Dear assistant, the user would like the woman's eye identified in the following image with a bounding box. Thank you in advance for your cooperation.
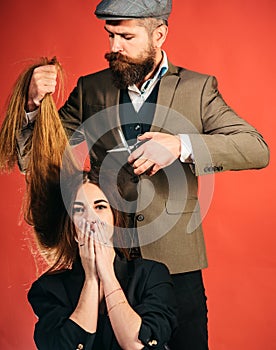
[96,204,107,210]
[73,206,84,214]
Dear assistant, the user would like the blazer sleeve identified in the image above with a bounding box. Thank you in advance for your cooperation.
[58,77,85,145]
[28,279,96,350]
[58,72,111,146]
[133,262,178,349]
[189,75,270,175]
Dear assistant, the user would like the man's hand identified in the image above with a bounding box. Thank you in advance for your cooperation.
[27,65,57,111]
[128,132,181,176]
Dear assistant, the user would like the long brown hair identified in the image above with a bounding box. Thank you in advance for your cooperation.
[0,58,130,272]
[29,167,131,272]
[0,56,77,233]
[0,57,79,270]
[0,57,68,175]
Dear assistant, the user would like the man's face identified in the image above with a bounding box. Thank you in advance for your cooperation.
[104,20,157,88]
[105,19,154,60]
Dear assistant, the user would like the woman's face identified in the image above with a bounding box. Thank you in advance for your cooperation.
[72,183,114,243]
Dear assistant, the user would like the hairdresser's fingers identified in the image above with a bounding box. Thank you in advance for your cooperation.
[32,65,57,83]
[27,65,57,111]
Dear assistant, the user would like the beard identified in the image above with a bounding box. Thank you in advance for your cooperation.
[104,46,156,90]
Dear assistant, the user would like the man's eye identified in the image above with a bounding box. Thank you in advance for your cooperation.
[123,36,134,40]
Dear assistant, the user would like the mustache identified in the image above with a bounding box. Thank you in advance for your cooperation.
[104,52,140,65]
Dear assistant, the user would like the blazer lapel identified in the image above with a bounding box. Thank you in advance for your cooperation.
[114,255,132,292]
[151,62,180,132]
[105,83,122,146]
[86,83,123,157]
[92,62,180,150]
[62,259,85,309]
[95,83,133,154]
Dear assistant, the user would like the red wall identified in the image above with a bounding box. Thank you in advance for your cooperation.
[0,1,275,349]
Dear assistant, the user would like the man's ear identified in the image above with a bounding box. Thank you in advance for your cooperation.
[152,24,168,48]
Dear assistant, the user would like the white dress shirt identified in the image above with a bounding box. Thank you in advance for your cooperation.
[127,51,193,162]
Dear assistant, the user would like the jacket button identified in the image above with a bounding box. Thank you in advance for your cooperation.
[148,339,158,346]
[76,344,84,350]
[136,214,144,222]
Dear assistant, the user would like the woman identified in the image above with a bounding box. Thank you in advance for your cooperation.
[27,169,177,350]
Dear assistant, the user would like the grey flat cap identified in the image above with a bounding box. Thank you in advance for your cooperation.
[95,0,172,21]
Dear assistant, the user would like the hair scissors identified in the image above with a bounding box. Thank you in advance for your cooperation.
[107,129,148,154]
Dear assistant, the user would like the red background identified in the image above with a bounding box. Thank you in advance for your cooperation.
[0,1,275,349]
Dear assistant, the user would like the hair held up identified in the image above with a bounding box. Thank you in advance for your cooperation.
[0,57,79,268]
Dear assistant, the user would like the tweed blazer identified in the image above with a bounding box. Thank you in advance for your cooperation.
[56,62,269,273]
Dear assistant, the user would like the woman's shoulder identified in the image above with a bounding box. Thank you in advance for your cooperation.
[29,268,70,294]
[32,258,83,287]
[28,265,83,309]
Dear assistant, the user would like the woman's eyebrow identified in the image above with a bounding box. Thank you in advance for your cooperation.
[73,199,108,206]
[94,199,108,205]
[73,201,84,206]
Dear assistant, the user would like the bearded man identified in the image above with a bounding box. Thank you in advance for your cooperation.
[18,0,269,349]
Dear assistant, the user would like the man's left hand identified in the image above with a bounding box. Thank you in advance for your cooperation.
[128,132,181,176]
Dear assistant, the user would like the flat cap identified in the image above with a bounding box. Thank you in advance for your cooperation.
[95,0,172,21]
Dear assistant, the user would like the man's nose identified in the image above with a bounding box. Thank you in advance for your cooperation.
[110,36,123,53]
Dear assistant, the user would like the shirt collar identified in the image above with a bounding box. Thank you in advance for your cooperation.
[128,50,168,94]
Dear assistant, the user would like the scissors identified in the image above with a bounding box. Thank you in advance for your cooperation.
[107,129,148,154]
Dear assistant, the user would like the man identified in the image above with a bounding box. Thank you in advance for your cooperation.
[19,0,269,349]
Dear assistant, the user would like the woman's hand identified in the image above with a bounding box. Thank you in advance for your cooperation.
[93,219,116,283]
[70,219,100,333]
[77,219,98,281]
[91,220,143,350]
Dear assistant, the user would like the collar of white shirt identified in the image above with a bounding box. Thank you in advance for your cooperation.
[127,51,169,112]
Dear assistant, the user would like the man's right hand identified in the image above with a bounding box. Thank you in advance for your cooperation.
[26,64,57,112]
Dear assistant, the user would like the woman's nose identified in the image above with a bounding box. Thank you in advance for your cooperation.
[86,209,97,226]
[80,217,96,235]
